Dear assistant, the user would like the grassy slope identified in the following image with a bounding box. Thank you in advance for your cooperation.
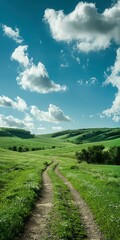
[0,135,65,151]
[0,148,51,240]
[0,128,120,240]
[51,128,120,144]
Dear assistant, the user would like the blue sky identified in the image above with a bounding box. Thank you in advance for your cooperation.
[0,0,120,134]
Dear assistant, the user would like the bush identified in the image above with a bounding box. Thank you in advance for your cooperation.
[75,145,120,165]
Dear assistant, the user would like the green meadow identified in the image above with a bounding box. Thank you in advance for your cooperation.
[0,148,51,240]
[0,128,120,240]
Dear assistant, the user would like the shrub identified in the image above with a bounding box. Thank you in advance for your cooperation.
[75,145,120,165]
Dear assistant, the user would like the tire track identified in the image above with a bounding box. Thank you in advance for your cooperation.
[19,164,53,240]
[55,165,104,240]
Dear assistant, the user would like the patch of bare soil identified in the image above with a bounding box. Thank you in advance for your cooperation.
[55,166,104,240]
[19,165,53,240]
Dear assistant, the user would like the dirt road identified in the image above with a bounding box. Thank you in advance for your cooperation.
[19,164,53,240]
[55,166,104,240]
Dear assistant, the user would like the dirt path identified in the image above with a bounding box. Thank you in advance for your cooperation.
[19,164,53,240]
[55,166,104,240]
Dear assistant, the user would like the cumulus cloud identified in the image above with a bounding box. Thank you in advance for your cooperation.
[2,24,23,43]
[0,113,35,129]
[17,62,67,93]
[11,45,30,67]
[44,1,120,52]
[0,114,26,128]
[0,95,28,111]
[103,92,120,122]
[103,48,120,122]
[11,45,67,93]
[30,104,71,123]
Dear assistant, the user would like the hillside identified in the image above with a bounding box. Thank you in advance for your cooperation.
[0,127,34,138]
[51,128,120,144]
[0,127,120,152]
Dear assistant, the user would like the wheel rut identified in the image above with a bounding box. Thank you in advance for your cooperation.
[55,165,104,240]
[19,164,53,240]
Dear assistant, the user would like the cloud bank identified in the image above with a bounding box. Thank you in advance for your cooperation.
[0,114,29,129]
[103,48,120,122]
[44,1,120,52]
[31,104,70,123]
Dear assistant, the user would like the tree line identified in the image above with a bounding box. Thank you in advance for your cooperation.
[9,145,56,152]
[76,145,120,165]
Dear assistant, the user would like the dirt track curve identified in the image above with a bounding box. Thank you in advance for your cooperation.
[19,164,53,240]
[55,166,104,240]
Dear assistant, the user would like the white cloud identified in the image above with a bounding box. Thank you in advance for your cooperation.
[0,113,35,129]
[0,95,28,111]
[103,92,120,122]
[44,1,120,52]
[24,113,33,123]
[30,104,71,123]
[11,45,30,67]
[23,113,35,129]
[103,48,120,122]
[78,77,98,86]
[17,62,67,93]
[52,126,63,131]
[104,48,120,89]
[0,114,26,128]
[11,45,67,94]
[2,25,23,43]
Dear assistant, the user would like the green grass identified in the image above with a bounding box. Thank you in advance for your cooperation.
[0,135,65,151]
[0,148,51,240]
[58,159,120,240]
[47,163,87,240]
[50,128,120,144]
[38,137,120,160]
[1,129,120,240]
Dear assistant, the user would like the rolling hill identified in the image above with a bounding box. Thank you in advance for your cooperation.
[51,128,120,144]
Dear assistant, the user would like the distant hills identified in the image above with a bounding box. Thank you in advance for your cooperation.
[0,128,34,138]
[51,128,120,144]
[0,127,120,144]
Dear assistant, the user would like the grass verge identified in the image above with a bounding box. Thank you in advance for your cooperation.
[47,163,87,240]
[0,148,51,240]
[59,158,120,240]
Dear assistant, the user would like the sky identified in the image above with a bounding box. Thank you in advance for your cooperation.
[0,0,120,134]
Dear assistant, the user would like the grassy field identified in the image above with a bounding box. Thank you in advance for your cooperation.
[0,135,65,151]
[0,148,51,240]
[39,137,120,159]
[58,158,120,240]
[0,128,120,240]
